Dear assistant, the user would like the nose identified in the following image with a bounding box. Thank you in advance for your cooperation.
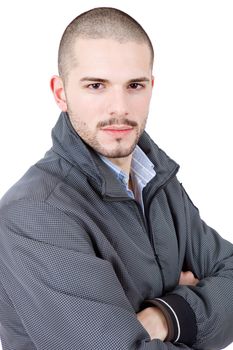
[107,88,129,117]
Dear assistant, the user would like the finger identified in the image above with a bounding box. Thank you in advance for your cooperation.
[179,271,199,286]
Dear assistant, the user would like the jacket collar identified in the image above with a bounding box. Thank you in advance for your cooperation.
[51,112,179,198]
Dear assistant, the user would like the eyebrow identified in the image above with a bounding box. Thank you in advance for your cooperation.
[79,77,150,83]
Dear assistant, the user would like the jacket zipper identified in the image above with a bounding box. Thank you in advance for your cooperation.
[130,197,168,296]
[133,200,149,234]
[103,165,179,292]
[141,166,179,292]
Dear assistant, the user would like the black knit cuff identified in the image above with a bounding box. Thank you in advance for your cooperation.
[141,294,197,346]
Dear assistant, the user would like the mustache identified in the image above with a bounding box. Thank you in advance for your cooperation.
[98,118,138,128]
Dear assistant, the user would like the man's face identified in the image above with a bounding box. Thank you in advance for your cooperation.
[63,38,153,159]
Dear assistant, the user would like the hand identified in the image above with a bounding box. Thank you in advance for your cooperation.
[136,306,168,341]
[179,271,199,286]
[137,271,199,342]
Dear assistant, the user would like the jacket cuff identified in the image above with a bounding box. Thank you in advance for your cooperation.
[141,294,197,345]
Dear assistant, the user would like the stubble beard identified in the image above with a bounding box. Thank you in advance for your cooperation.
[68,109,147,158]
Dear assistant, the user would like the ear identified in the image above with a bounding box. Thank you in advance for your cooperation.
[50,75,67,111]
[151,75,155,88]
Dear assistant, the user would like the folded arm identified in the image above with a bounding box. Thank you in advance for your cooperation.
[140,184,233,349]
[0,199,193,350]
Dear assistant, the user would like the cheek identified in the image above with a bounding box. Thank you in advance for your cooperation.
[78,93,105,113]
[69,95,102,123]
[129,94,151,114]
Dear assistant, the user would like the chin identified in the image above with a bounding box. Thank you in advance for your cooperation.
[97,144,137,159]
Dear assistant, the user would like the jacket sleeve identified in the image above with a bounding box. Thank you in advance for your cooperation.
[145,183,233,350]
[0,199,193,350]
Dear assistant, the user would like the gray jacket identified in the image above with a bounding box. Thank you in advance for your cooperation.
[0,112,233,349]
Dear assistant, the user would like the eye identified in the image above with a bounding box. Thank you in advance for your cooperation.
[87,83,104,90]
[128,83,144,90]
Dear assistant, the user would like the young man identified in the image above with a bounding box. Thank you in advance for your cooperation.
[0,7,232,350]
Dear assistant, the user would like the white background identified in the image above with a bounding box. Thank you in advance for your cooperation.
[0,1,233,349]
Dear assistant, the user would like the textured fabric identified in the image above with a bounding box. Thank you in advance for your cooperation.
[142,295,197,345]
[0,112,233,349]
[99,145,156,208]
[99,153,134,198]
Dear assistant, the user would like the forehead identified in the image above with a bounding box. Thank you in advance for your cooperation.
[71,38,152,78]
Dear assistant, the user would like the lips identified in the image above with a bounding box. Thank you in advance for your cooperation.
[101,125,133,131]
[102,126,133,137]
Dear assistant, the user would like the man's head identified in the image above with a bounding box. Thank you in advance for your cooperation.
[51,7,154,167]
[58,7,154,82]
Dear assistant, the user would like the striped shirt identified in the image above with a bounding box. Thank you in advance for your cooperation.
[99,145,156,213]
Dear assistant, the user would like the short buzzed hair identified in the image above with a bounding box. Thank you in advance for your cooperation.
[58,7,154,81]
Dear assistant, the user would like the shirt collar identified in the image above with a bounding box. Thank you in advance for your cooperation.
[131,145,156,186]
[99,145,156,189]
[98,154,129,186]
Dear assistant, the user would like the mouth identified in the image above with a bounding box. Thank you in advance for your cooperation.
[100,125,133,135]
